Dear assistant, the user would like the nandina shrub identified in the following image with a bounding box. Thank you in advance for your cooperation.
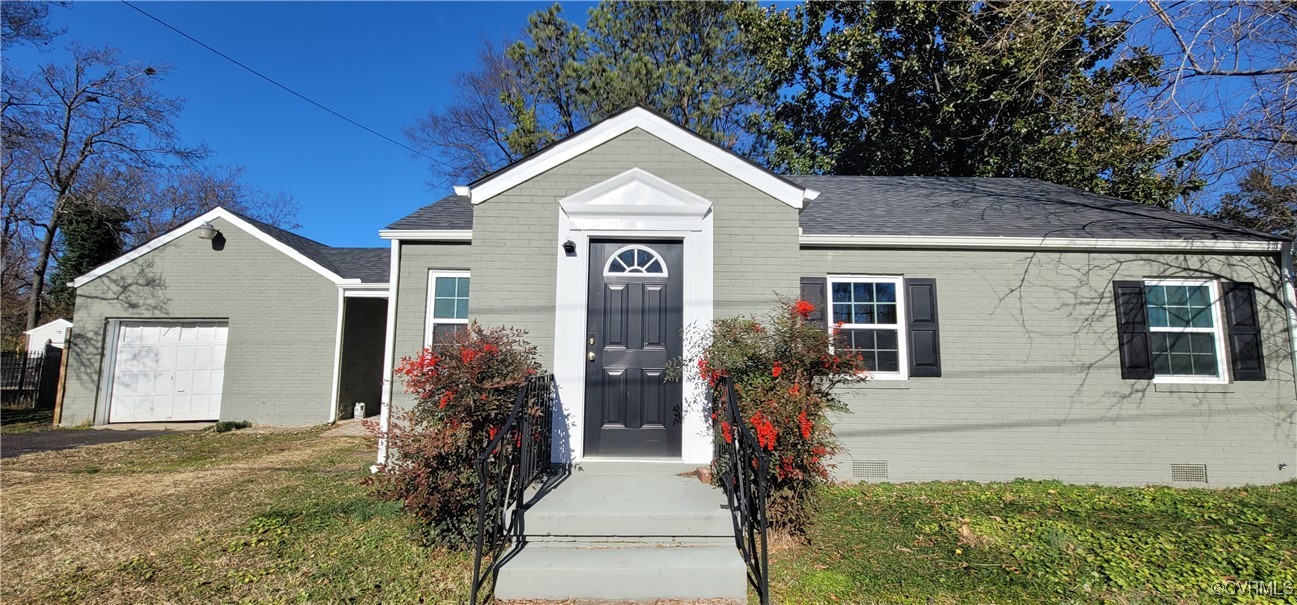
[698,298,866,535]
[366,323,539,547]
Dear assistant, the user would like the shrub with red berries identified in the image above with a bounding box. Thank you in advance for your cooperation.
[366,323,538,547]
[697,298,866,535]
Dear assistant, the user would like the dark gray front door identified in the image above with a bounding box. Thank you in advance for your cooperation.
[584,241,684,458]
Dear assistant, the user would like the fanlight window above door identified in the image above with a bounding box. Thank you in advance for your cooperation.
[604,245,668,276]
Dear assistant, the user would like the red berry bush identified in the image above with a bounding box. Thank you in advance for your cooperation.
[366,323,539,547]
[698,299,866,535]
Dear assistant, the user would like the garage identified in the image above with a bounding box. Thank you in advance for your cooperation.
[107,321,228,423]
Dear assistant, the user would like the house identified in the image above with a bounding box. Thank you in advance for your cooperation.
[61,107,1296,488]
[59,209,388,425]
[24,318,71,350]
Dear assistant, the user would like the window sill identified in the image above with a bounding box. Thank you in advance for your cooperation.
[1153,382,1235,394]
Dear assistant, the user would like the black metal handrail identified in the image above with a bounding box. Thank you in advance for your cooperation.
[716,376,771,605]
[468,373,554,604]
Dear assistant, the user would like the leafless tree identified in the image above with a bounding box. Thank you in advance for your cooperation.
[2,45,204,330]
[1,1,65,48]
[1138,1,1296,213]
[404,40,523,189]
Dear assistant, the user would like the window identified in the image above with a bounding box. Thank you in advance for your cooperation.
[425,271,470,346]
[1143,279,1227,381]
[828,275,907,379]
[604,245,667,275]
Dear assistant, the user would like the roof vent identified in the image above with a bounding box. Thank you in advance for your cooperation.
[853,460,888,480]
[1170,464,1208,483]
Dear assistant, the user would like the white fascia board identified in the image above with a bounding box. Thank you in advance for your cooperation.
[464,107,814,208]
[798,234,1286,253]
[70,207,349,288]
[378,229,472,241]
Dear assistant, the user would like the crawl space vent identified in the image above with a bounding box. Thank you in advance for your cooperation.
[852,460,888,479]
[1170,464,1208,483]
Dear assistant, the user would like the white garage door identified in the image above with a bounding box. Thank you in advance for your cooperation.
[108,321,228,423]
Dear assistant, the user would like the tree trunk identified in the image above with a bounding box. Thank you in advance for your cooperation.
[25,217,59,330]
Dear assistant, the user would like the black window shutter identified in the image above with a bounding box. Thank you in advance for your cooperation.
[1223,281,1266,381]
[799,277,827,329]
[1112,281,1154,380]
[905,278,942,377]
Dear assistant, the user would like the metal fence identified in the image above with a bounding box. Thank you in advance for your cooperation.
[1,348,62,409]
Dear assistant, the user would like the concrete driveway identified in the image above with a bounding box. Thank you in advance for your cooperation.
[1,424,211,459]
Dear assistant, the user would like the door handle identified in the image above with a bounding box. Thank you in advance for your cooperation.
[587,351,596,362]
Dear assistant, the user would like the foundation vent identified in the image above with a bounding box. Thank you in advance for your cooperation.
[1170,464,1208,483]
[852,460,888,479]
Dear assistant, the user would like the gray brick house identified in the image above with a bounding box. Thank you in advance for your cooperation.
[64,107,1295,489]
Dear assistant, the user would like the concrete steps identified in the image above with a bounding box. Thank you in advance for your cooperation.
[493,461,746,602]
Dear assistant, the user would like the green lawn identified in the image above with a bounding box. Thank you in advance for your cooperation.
[3,429,1293,604]
[771,480,1297,604]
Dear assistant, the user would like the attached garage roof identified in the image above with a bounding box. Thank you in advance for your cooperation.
[72,208,390,288]
[385,176,1282,246]
[235,212,390,283]
[318,248,391,284]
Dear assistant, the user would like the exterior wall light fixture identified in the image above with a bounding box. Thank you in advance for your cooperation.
[195,222,220,240]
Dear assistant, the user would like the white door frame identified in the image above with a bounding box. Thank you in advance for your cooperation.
[552,168,714,465]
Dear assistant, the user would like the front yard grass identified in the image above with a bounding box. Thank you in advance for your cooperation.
[772,480,1297,604]
[4,429,1294,604]
[1,427,472,604]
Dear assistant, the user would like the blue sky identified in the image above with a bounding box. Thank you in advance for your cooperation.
[6,1,594,247]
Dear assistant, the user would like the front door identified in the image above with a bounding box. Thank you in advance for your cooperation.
[584,241,684,457]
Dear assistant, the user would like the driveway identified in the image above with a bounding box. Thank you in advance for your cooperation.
[1,427,202,459]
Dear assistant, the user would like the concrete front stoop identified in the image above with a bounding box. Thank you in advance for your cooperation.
[492,461,747,603]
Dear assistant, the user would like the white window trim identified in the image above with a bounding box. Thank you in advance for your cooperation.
[827,274,909,381]
[424,270,471,348]
[1144,278,1230,385]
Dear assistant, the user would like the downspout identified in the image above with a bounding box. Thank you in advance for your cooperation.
[1282,242,1297,404]
[375,238,401,470]
[327,288,346,424]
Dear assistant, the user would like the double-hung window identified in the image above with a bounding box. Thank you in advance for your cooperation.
[827,275,907,379]
[425,270,470,346]
[1143,279,1228,381]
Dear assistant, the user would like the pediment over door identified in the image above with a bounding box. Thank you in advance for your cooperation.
[559,168,712,231]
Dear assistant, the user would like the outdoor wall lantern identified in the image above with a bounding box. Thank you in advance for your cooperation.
[562,239,577,255]
[195,222,220,240]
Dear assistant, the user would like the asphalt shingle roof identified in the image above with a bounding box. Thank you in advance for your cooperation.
[383,177,1283,244]
[386,194,472,230]
[793,176,1283,242]
[319,248,391,283]
[232,211,389,283]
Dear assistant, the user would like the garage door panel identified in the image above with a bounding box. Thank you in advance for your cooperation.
[108,321,228,423]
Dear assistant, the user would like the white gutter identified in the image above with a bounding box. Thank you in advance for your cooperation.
[798,234,1285,252]
[378,229,471,241]
[340,283,390,298]
[375,238,401,470]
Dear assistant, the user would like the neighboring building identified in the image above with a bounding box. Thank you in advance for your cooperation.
[64,107,1296,488]
[24,318,71,350]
